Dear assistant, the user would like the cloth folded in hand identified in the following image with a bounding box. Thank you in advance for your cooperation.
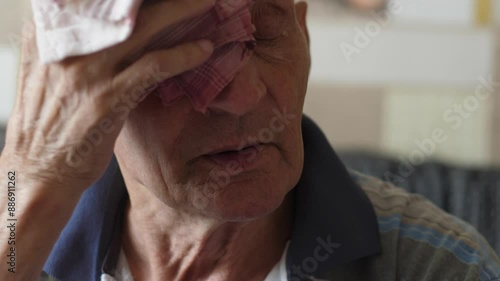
[31,0,256,112]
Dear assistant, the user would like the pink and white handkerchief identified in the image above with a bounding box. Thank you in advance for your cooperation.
[31,0,256,112]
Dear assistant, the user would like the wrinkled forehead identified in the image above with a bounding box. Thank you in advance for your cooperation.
[254,0,296,10]
[254,0,295,10]
[252,0,297,22]
[259,0,295,6]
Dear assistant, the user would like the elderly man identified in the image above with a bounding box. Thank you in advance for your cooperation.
[0,0,499,281]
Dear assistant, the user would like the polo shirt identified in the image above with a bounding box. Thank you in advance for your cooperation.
[40,115,500,281]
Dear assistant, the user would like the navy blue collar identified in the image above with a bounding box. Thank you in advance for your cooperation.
[43,115,381,281]
[286,116,381,280]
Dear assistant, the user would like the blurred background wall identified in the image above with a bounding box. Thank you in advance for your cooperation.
[303,0,500,168]
[0,0,498,168]
[0,1,30,125]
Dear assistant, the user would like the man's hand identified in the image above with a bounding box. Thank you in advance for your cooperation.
[3,0,214,194]
[0,0,215,279]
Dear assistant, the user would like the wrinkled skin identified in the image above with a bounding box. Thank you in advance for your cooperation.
[115,0,311,221]
[0,0,311,280]
[116,1,312,279]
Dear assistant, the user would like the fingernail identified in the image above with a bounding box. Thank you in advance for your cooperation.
[198,40,214,53]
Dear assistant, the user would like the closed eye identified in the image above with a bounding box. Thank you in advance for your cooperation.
[255,36,280,46]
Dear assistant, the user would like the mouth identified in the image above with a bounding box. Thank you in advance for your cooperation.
[205,143,262,156]
[202,143,268,170]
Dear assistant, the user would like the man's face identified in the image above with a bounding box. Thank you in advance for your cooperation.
[115,0,310,220]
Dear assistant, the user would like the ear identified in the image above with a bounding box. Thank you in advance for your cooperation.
[295,1,309,46]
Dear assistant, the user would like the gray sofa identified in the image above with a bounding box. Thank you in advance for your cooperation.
[340,151,500,255]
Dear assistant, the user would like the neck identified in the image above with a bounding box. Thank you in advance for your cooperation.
[121,185,294,281]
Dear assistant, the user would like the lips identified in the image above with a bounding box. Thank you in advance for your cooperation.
[203,143,267,170]
[205,143,261,156]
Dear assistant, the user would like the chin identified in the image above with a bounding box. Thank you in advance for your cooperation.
[192,170,296,222]
[186,141,304,221]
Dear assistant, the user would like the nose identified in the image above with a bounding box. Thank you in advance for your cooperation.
[206,61,266,116]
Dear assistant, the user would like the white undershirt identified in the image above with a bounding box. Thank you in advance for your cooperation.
[101,242,289,281]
